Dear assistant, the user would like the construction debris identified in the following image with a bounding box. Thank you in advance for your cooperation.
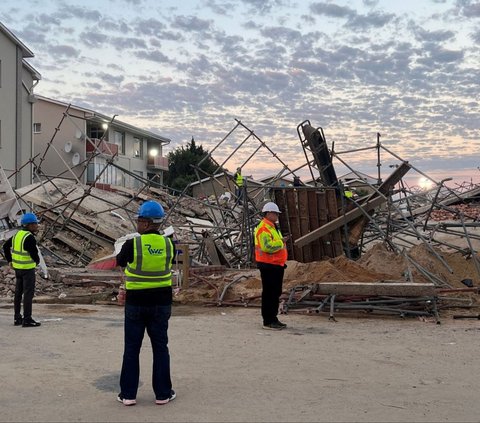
[1,117,479,321]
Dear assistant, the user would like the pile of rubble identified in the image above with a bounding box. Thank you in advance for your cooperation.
[1,119,480,321]
[429,204,480,221]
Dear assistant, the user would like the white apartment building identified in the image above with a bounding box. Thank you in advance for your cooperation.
[33,96,170,189]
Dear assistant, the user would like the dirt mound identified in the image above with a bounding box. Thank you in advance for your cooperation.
[408,244,480,288]
[359,242,480,289]
[358,243,406,279]
[282,256,395,289]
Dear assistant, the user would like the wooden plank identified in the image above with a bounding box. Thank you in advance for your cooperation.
[344,162,412,245]
[308,190,323,261]
[298,189,312,262]
[274,190,292,259]
[316,191,328,258]
[204,236,221,265]
[294,195,385,248]
[175,243,190,288]
[313,282,436,297]
[286,190,303,261]
[325,189,342,257]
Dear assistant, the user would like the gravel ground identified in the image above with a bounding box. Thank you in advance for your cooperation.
[1,303,479,422]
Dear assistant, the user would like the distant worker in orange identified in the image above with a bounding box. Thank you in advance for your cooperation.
[254,202,289,330]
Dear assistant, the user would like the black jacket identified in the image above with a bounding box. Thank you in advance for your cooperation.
[3,231,40,265]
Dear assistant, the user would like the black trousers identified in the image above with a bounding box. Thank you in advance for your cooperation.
[258,263,285,325]
[14,268,36,319]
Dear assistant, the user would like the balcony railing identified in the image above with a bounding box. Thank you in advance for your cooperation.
[147,156,169,171]
[86,138,119,156]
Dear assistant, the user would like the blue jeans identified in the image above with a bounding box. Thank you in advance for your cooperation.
[120,304,172,400]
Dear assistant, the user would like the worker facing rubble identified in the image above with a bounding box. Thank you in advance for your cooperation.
[116,200,176,406]
[2,212,42,327]
[254,202,289,330]
[233,167,244,199]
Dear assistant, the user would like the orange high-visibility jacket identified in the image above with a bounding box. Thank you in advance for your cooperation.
[254,218,287,266]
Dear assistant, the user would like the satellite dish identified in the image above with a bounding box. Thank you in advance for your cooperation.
[75,129,83,139]
[64,141,73,153]
[72,152,81,166]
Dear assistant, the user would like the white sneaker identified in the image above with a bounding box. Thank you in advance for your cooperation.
[155,390,176,405]
[117,393,136,406]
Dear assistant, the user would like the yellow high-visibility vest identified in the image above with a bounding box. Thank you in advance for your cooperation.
[124,234,174,290]
[235,172,244,187]
[11,230,36,270]
[254,218,287,266]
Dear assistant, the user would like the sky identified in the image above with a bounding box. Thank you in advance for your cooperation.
[1,0,479,187]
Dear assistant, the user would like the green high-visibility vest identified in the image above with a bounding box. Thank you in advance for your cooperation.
[235,172,244,187]
[124,234,174,290]
[11,230,36,270]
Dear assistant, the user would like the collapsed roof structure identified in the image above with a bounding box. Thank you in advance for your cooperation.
[1,108,479,319]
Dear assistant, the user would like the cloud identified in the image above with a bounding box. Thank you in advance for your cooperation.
[133,18,166,35]
[135,50,170,63]
[109,36,147,49]
[240,0,290,14]
[56,5,103,22]
[309,2,356,18]
[49,45,80,58]
[345,11,396,29]
[79,30,109,48]
[458,0,480,17]
[171,15,212,32]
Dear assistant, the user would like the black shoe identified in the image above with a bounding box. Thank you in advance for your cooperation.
[14,316,23,326]
[22,318,41,327]
[276,320,287,328]
[262,322,285,331]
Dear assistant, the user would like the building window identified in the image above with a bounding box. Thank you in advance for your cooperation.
[33,123,42,133]
[113,131,125,155]
[133,137,143,158]
[87,122,106,140]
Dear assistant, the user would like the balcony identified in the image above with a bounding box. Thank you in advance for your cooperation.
[86,138,119,157]
[147,155,169,171]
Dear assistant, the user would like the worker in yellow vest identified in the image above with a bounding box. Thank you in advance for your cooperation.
[233,167,244,199]
[116,200,176,406]
[3,212,41,327]
[254,202,289,330]
[343,184,354,199]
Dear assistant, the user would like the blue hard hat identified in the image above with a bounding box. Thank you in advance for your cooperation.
[21,212,39,225]
[137,201,165,220]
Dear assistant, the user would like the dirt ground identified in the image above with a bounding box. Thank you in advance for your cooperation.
[1,302,479,423]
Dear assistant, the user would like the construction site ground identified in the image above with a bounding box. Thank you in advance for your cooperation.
[1,303,479,423]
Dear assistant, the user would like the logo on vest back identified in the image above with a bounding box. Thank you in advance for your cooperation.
[145,244,163,255]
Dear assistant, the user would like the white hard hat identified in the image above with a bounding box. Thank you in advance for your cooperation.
[262,202,281,213]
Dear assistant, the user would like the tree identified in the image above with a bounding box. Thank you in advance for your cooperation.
[165,137,218,193]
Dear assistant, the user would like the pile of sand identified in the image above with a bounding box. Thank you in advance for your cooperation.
[174,243,480,305]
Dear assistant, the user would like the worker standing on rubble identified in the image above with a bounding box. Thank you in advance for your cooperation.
[116,200,176,407]
[254,202,289,330]
[233,167,244,199]
[2,212,41,327]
